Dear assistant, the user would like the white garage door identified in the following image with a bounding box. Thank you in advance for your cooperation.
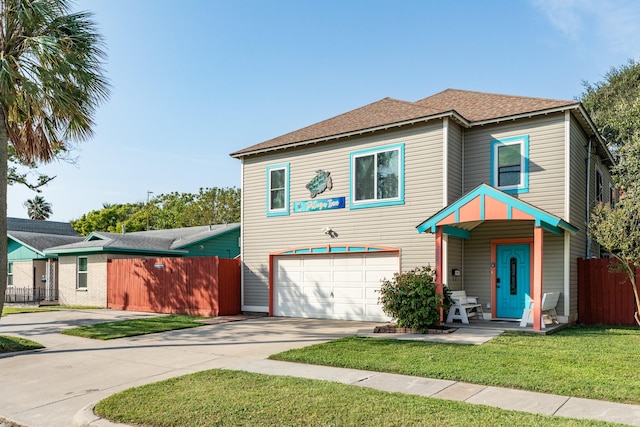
[273,252,398,322]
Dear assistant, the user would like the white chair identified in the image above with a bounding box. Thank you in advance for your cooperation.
[520,292,560,329]
[446,290,484,324]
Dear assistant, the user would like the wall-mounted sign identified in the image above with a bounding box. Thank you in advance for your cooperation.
[294,196,345,213]
[306,169,332,198]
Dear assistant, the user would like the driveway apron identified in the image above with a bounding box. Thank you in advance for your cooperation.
[0,310,373,427]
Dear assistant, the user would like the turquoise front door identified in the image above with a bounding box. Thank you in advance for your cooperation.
[496,244,530,318]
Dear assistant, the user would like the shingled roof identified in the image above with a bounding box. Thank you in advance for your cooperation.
[8,217,78,236]
[230,89,580,158]
[416,89,577,123]
[44,223,240,255]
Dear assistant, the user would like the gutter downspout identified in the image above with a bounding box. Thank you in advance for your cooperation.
[585,138,592,258]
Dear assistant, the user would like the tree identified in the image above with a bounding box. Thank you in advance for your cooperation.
[580,59,640,152]
[590,136,640,326]
[69,187,241,235]
[582,61,640,326]
[23,195,52,220]
[0,0,110,318]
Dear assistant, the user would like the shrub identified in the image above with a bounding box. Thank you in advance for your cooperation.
[377,267,452,331]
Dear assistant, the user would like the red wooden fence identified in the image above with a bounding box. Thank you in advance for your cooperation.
[577,258,638,325]
[107,256,241,316]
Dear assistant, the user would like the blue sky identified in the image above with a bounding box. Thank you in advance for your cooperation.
[7,0,640,221]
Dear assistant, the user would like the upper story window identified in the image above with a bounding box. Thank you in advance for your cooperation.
[7,262,13,287]
[609,184,616,207]
[266,163,290,216]
[350,143,404,209]
[491,135,529,194]
[595,168,603,203]
[77,256,88,290]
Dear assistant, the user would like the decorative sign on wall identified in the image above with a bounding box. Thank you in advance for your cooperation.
[294,197,346,213]
[306,169,332,198]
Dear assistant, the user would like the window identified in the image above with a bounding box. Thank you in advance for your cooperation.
[350,144,404,209]
[595,169,603,203]
[77,257,88,290]
[266,163,290,216]
[609,184,616,207]
[491,136,529,193]
[7,262,13,287]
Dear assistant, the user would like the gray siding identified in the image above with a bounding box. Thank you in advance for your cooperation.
[447,120,464,203]
[241,122,445,309]
[464,114,567,217]
[446,236,463,291]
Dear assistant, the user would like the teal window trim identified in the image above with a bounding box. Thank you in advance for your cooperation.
[266,163,290,217]
[490,135,529,194]
[7,262,13,287]
[350,143,405,209]
[77,256,88,290]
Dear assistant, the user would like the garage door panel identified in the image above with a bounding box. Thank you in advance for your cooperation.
[334,303,364,319]
[333,270,364,282]
[332,256,364,267]
[276,286,302,302]
[303,257,332,267]
[333,287,363,300]
[365,304,388,321]
[305,286,331,299]
[366,253,398,267]
[304,271,332,283]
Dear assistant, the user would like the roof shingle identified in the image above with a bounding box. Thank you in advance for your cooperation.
[230,89,578,158]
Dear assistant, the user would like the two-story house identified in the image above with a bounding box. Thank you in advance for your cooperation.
[230,89,614,331]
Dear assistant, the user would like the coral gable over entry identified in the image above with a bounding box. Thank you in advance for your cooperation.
[416,184,578,331]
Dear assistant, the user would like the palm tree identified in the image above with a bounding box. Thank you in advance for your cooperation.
[0,0,110,317]
[23,195,52,220]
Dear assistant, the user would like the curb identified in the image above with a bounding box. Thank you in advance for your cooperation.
[72,404,130,427]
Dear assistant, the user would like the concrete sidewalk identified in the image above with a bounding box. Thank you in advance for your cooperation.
[74,357,640,427]
[0,310,638,427]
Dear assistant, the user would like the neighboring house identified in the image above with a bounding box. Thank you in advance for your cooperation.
[44,223,241,307]
[7,217,83,302]
[230,89,614,331]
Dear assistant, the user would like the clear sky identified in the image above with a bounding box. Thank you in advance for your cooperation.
[7,0,640,221]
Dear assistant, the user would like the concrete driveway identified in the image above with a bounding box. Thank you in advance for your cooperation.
[0,309,376,427]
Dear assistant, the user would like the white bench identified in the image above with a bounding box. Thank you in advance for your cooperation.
[519,292,560,329]
[446,290,484,324]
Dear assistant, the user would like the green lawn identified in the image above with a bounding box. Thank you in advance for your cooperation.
[61,314,205,340]
[270,325,640,404]
[95,369,616,427]
[0,335,44,353]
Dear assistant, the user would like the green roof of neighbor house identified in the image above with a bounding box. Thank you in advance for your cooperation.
[44,223,240,256]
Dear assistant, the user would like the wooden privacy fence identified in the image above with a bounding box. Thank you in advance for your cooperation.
[107,257,241,316]
[577,258,638,325]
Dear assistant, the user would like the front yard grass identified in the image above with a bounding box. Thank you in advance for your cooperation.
[95,369,615,427]
[61,314,205,340]
[0,335,44,354]
[270,325,640,404]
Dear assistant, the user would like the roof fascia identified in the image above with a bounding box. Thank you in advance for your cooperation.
[7,234,45,256]
[230,111,469,158]
[44,247,189,256]
[172,225,240,249]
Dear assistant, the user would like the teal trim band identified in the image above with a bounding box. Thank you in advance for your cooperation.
[442,225,470,240]
[311,247,328,253]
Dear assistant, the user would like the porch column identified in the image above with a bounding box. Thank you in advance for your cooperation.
[533,226,544,331]
[435,227,444,324]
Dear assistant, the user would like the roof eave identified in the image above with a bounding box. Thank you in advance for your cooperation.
[230,111,469,158]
